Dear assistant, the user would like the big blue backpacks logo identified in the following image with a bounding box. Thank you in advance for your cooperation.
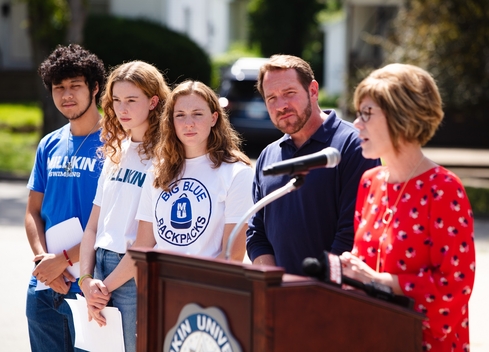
[171,194,192,228]
[156,178,212,246]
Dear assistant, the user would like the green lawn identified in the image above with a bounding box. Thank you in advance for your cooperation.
[0,103,42,176]
[0,103,42,129]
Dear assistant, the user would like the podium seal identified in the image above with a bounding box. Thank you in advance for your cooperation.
[163,303,242,352]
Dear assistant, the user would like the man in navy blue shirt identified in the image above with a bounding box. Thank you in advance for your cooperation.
[246,55,380,275]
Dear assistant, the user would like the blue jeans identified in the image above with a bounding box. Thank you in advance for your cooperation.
[95,247,137,352]
[26,284,86,352]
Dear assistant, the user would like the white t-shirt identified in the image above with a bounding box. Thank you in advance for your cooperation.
[136,154,253,258]
[93,139,152,253]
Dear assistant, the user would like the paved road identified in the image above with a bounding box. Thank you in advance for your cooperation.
[1,150,488,351]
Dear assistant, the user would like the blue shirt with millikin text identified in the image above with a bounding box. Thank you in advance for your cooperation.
[27,123,103,291]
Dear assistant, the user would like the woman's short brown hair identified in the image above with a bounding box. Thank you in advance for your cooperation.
[353,63,444,152]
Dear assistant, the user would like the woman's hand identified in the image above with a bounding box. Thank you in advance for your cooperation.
[339,252,403,295]
[87,304,107,327]
[80,277,111,325]
[339,251,378,284]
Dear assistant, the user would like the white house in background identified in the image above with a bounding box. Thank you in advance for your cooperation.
[322,15,347,96]
[0,0,249,69]
[321,0,402,96]
[0,2,31,69]
[108,0,249,56]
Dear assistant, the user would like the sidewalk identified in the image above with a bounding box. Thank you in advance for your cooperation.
[423,147,489,189]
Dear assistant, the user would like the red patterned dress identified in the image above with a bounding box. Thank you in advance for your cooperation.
[353,166,475,351]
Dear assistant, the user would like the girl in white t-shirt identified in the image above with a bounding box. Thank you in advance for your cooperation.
[137,80,254,260]
[112,80,254,287]
[78,61,170,352]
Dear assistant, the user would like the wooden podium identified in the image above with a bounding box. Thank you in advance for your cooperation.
[129,248,424,352]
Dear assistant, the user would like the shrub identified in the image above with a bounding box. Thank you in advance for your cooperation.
[466,186,489,219]
[83,14,212,86]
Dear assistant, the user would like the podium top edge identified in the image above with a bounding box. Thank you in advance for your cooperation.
[128,247,285,282]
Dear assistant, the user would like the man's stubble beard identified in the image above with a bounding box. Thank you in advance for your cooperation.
[273,95,312,135]
[63,92,94,121]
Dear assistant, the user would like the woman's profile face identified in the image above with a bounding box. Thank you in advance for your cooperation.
[353,95,393,160]
[173,93,218,159]
[112,80,154,142]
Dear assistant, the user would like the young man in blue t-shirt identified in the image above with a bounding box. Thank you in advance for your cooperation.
[25,44,105,352]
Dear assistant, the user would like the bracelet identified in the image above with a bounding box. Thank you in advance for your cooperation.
[63,249,73,266]
[78,274,93,287]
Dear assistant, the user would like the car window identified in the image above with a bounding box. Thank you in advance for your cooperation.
[226,81,262,101]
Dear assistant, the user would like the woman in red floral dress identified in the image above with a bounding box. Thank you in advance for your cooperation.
[339,64,475,351]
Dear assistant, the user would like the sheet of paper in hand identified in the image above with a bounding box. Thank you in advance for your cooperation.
[66,294,125,352]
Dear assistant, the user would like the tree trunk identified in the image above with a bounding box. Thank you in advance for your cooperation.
[26,0,88,137]
[26,1,67,137]
[66,0,87,44]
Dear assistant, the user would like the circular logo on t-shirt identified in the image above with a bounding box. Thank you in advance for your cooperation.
[155,178,211,246]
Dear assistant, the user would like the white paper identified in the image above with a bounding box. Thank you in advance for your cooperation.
[66,294,125,352]
[35,217,83,290]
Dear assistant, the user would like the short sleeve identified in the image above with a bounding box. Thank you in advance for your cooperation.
[224,165,254,223]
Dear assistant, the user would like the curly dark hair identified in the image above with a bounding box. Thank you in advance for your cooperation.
[38,44,106,103]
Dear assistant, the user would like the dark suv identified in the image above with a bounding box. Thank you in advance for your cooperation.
[218,58,283,151]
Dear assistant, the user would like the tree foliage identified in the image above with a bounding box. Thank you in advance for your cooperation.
[248,0,324,57]
[385,0,489,110]
[83,15,212,86]
[24,0,88,136]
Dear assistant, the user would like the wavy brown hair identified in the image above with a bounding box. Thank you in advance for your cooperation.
[100,61,170,164]
[153,80,251,191]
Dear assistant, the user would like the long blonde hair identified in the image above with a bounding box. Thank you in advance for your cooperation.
[153,80,250,191]
[100,61,170,164]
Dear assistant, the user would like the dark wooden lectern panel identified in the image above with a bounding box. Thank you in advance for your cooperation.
[270,284,422,351]
[129,248,423,352]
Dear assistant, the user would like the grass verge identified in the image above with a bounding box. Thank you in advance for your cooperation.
[0,103,41,177]
[0,130,38,176]
[466,187,489,219]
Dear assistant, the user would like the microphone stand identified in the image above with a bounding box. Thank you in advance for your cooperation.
[224,175,305,260]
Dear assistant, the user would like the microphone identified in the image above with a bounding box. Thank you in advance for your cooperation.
[302,251,414,309]
[263,147,341,176]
